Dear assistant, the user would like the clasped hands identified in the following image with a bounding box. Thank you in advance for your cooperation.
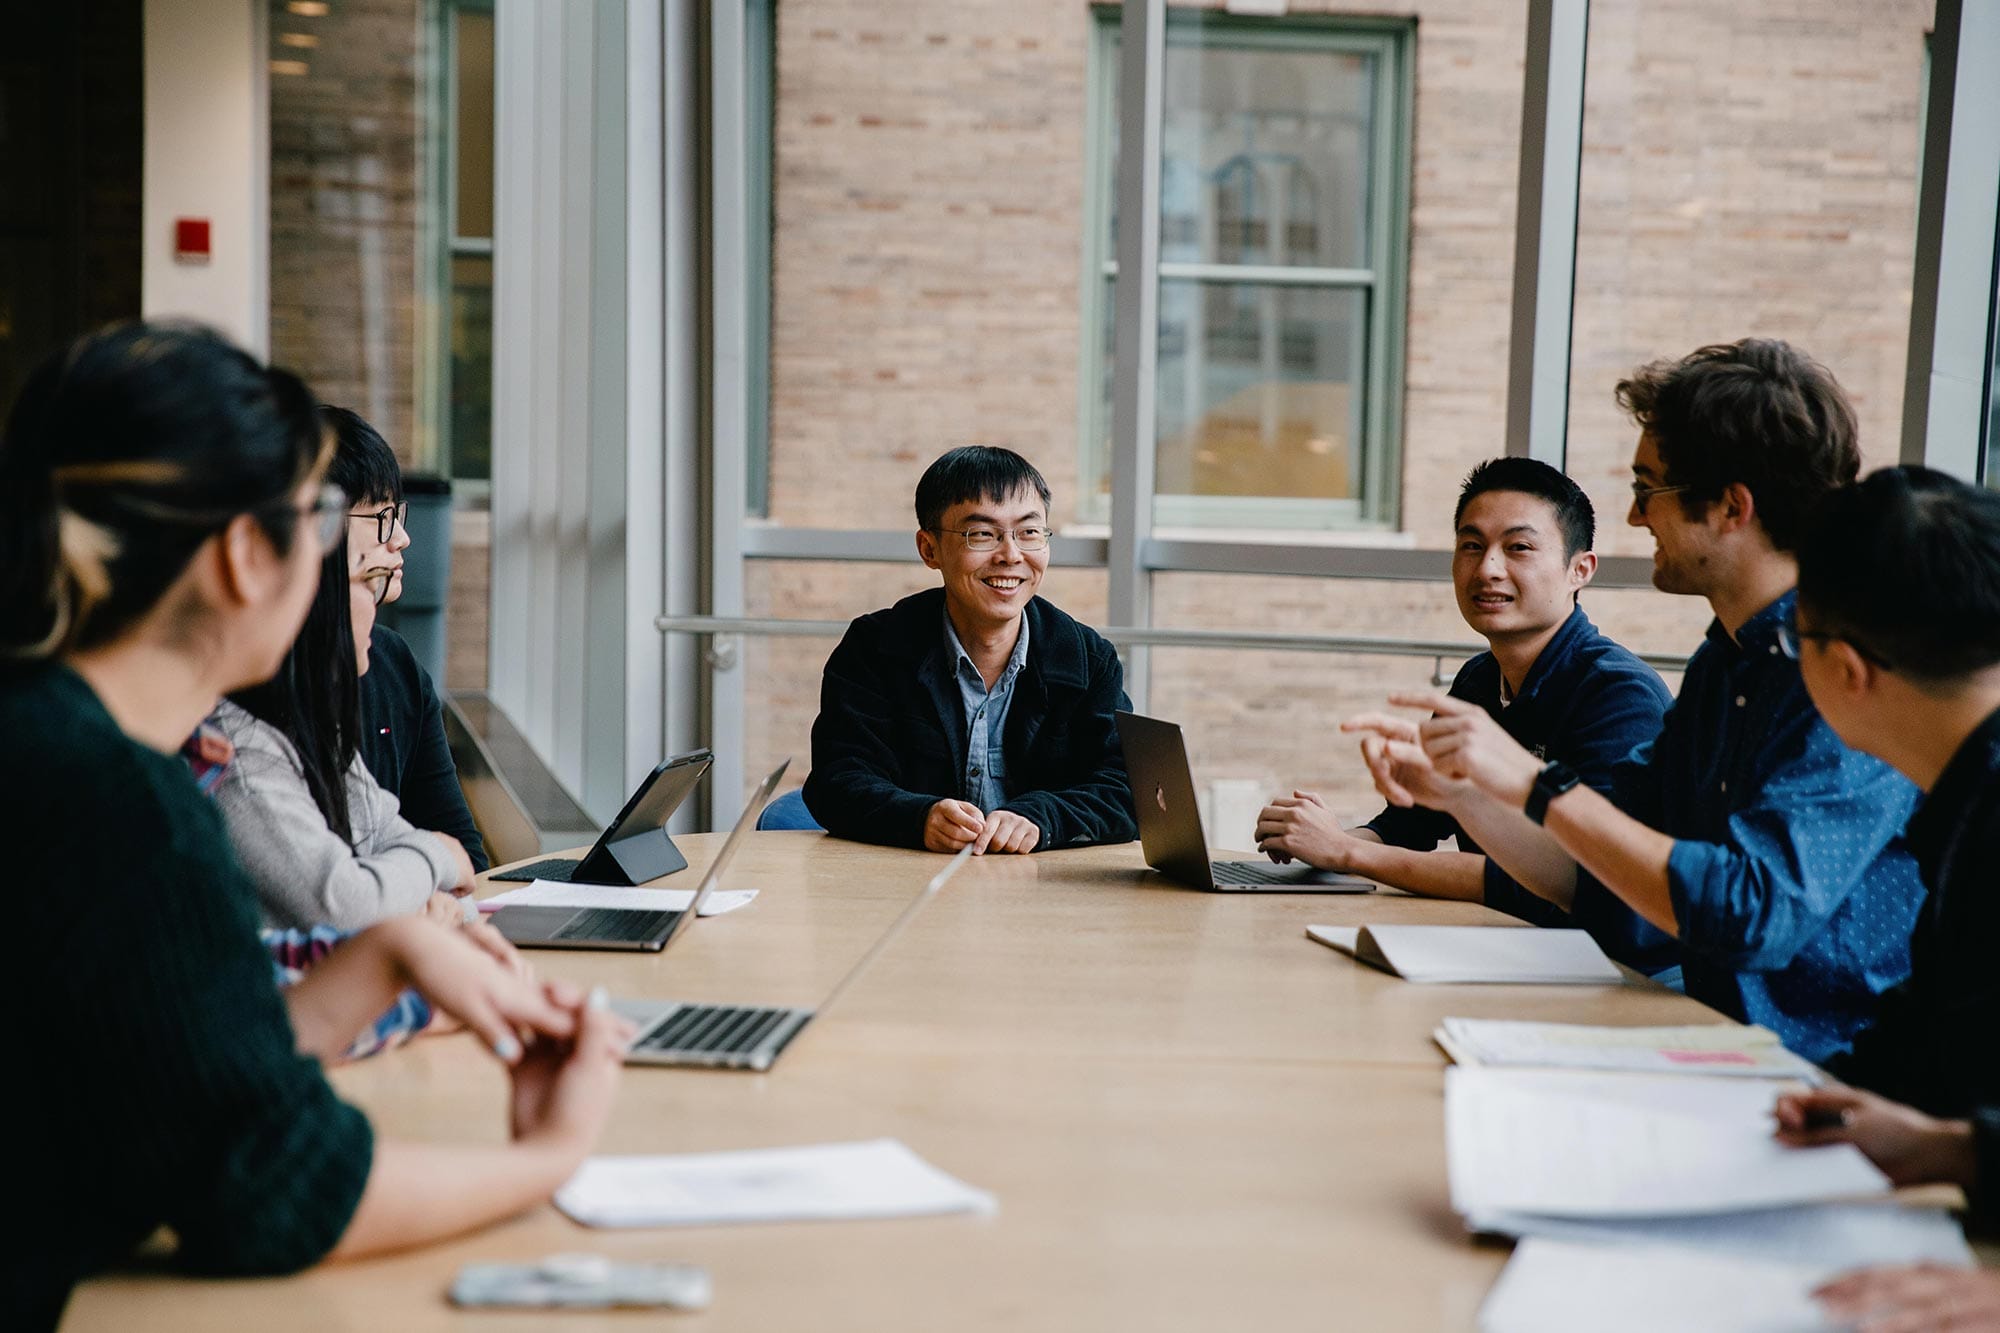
[926,799,1040,855]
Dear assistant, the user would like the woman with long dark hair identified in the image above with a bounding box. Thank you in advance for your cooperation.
[0,322,629,1328]
[211,508,477,930]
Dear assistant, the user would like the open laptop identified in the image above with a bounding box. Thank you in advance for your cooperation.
[490,748,713,883]
[613,844,974,1071]
[1116,711,1375,894]
[488,759,788,952]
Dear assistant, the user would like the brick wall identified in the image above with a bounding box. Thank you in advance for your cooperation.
[752,0,1931,834]
[266,0,425,466]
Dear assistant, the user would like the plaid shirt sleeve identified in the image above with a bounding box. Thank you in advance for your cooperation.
[260,925,434,1061]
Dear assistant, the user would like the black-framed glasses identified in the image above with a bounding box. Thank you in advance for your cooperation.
[935,524,1051,553]
[1777,607,1894,669]
[349,500,409,545]
[1630,479,1692,515]
[352,566,395,607]
[303,483,349,548]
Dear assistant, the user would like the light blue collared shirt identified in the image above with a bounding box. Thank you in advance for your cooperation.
[944,611,1030,813]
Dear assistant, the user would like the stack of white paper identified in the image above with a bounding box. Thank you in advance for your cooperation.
[555,1138,997,1228]
[1306,924,1624,984]
[1445,1068,1886,1224]
[1478,1202,1972,1272]
[1436,1017,1821,1080]
[479,881,758,917]
[1479,1238,1835,1333]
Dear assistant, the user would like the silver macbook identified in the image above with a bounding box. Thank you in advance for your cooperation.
[489,759,789,952]
[1116,711,1375,894]
[614,844,974,1071]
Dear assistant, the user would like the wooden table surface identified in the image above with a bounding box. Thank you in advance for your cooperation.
[65,833,1733,1331]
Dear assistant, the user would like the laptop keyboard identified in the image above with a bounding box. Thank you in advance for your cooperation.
[553,908,681,943]
[635,1004,798,1055]
[1210,859,1304,886]
[488,856,582,883]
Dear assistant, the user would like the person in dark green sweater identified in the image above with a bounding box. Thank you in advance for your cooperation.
[0,322,632,1329]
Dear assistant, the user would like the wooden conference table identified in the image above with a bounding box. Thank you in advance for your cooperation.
[68,832,1735,1331]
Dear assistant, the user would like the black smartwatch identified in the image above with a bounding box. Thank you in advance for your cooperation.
[1524,759,1581,826]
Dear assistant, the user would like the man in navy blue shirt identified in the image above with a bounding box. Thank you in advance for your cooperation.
[1254,459,1674,965]
[1357,340,1924,1062]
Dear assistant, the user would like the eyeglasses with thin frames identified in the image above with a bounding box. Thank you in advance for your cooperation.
[934,524,1051,553]
[349,500,409,545]
[1630,479,1692,516]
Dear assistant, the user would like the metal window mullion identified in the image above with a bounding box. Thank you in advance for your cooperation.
[1901,0,2000,479]
[706,0,753,823]
[1503,0,1588,468]
[1107,0,1164,710]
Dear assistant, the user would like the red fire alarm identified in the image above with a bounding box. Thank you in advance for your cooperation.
[174,218,212,264]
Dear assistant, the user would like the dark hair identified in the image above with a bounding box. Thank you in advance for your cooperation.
[229,530,360,841]
[1454,457,1596,559]
[0,321,323,658]
[321,405,404,507]
[914,446,1053,532]
[1614,338,1859,553]
[1797,465,2000,684]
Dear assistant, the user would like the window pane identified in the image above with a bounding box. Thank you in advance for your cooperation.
[1565,0,1932,554]
[1159,34,1374,271]
[1155,280,1365,504]
[449,253,492,481]
[1084,12,1429,532]
[453,9,494,241]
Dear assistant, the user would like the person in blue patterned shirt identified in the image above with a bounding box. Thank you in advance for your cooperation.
[1351,339,1924,1063]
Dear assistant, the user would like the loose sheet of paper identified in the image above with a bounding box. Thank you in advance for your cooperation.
[1471,1202,1972,1273]
[1446,1068,1886,1219]
[480,881,758,917]
[1479,1238,1834,1333]
[555,1138,997,1229]
[1437,1017,1821,1080]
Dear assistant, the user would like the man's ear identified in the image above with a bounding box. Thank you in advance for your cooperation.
[1570,550,1598,593]
[1827,639,1878,699]
[1714,481,1758,535]
[915,528,941,571]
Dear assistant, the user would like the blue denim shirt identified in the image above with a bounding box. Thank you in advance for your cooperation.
[1585,591,1925,1063]
[1362,605,1677,969]
[944,611,1030,812]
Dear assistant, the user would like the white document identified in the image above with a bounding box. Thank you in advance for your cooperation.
[1447,1068,1887,1220]
[1437,1017,1821,1080]
[555,1138,997,1229]
[480,881,758,917]
[1473,1202,1972,1273]
[1307,924,1624,984]
[1479,1238,1834,1333]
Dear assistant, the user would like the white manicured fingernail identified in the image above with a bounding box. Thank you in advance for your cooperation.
[493,1034,522,1061]
[587,985,610,1011]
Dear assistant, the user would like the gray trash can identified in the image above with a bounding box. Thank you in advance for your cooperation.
[377,472,453,685]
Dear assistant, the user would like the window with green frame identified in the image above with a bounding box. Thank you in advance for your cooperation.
[1080,9,1412,531]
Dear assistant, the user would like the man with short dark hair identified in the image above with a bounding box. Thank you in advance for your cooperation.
[1356,340,1924,1062]
[803,446,1137,854]
[1255,458,1673,957]
[323,405,488,871]
[1783,466,2000,1114]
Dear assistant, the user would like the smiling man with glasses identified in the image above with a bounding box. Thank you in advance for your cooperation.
[1352,340,1923,1064]
[802,446,1137,855]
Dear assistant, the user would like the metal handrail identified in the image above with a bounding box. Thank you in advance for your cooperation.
[655,614,1690,674]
